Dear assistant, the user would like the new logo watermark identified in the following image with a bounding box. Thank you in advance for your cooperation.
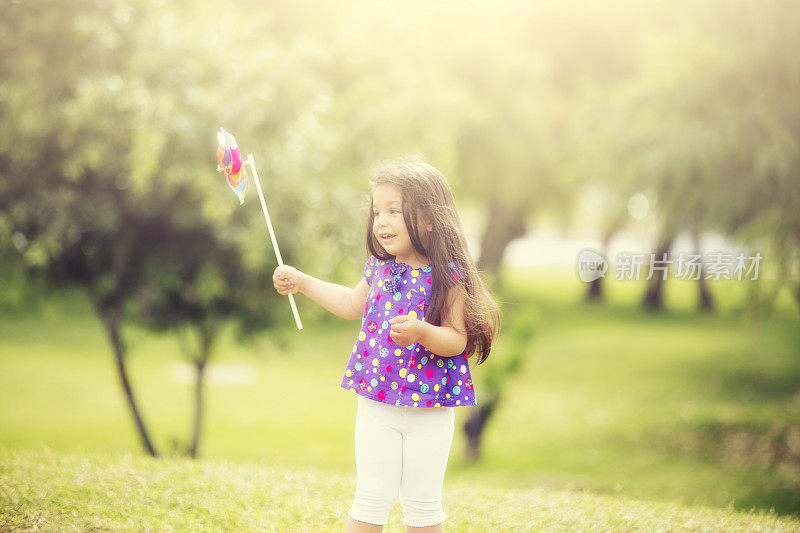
[576,249,763,282]
[576,248,609,282]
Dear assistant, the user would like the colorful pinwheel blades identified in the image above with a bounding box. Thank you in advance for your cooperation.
[216,127,249,205]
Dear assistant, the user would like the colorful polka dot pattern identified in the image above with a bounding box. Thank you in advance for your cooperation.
[339,256,476,408]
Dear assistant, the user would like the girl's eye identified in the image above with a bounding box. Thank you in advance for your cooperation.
[390,209,400,214]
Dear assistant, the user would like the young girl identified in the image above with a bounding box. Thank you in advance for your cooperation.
[273,157,499,532]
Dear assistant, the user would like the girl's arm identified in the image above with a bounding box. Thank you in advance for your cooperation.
[389,285,468,356]
[273,265,369,320]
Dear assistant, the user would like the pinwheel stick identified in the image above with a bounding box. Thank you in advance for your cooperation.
[247,154,303,331]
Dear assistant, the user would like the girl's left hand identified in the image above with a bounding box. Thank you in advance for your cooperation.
[388,315,424,347]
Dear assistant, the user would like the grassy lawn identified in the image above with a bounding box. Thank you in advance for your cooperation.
[1,267,798,520]
[1,448,798,532]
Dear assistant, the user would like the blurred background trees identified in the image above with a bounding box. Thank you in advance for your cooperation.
[0,0,797,493]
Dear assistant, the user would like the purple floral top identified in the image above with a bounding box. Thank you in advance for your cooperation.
[340,256,477,408]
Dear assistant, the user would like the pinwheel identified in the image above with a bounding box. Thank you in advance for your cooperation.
[216,127,303,330]
[216,128,249,204]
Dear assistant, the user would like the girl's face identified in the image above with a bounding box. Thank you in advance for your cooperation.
[372,183,425,265]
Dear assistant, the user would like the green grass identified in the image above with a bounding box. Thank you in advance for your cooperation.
[2,448,798,532]
[1,267,798,522]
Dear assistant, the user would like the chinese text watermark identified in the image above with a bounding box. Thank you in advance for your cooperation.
[576,249,762,282]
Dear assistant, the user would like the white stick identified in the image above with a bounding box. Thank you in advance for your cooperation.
[247,154,303,331]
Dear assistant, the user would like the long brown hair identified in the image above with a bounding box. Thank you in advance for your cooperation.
[365,156,500,364]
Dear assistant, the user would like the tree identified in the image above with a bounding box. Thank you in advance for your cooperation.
[135,213,275,458]
[464,306,537,460]
[0,0,337,456]
[0,0,167,456]
[594,0,800,313]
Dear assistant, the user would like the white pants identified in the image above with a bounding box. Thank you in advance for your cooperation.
[348,395,456,527]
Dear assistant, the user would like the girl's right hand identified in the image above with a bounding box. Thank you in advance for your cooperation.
[273,265,305,295]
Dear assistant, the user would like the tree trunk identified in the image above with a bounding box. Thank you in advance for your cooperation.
[691,229,714,312]
[464,396,499,461]
[100,307,158,457]
[188,324,216,459]
[697,269,713,312]
[643,261,666,311]
[477,198,527,276]
[585,210,627,303]
[586,277,603,301]
[189,360,206,459]
[92,225,158,456]
[642,231,675,312]
[793,282,800,324]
